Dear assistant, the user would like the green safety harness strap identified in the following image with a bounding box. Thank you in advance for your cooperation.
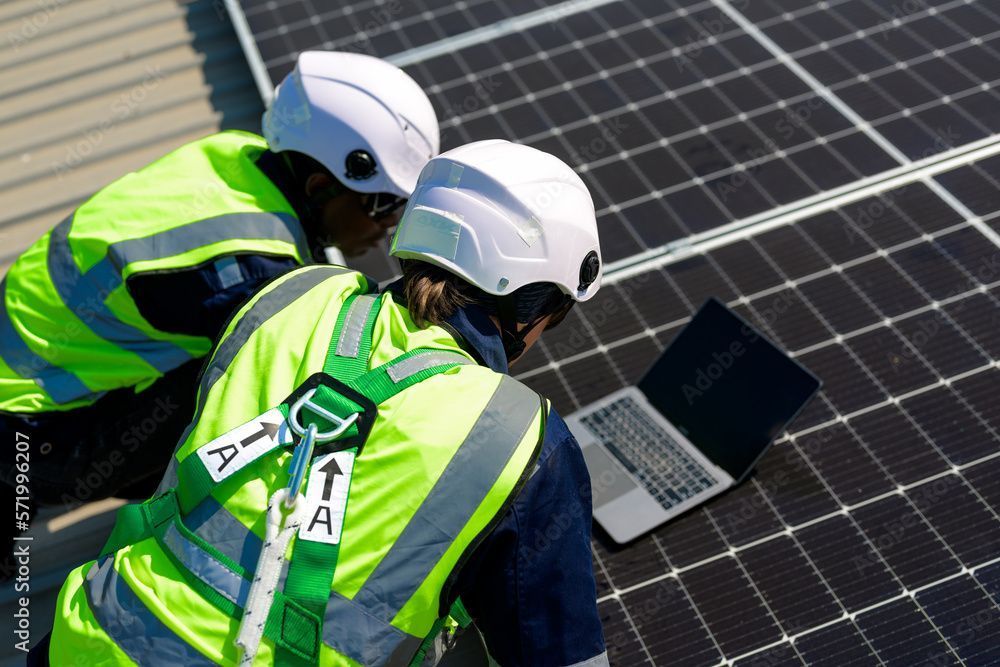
[408,597,475,666]
[99,287,476,665]
[280,293,480,665]
[101,487,322,662]
[172,402,292,515]
[276,292,381,665]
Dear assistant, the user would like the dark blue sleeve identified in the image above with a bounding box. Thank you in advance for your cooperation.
[453,409,606,666]
[127,254,299,340]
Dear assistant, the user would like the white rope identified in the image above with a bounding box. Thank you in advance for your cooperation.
[235,488,307,665]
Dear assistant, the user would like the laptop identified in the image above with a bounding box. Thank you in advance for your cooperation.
[566,298,821,544]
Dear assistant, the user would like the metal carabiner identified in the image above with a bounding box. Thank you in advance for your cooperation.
[287,387,359,444]
[284,422,317,508]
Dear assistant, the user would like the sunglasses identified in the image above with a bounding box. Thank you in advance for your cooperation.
[361,192,407,221]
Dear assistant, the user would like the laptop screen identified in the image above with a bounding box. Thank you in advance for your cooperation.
[637,298,821,481]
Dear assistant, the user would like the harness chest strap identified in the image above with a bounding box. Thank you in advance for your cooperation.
[99,290,475,664]
[276,293,481,665]
[276,292,382,666]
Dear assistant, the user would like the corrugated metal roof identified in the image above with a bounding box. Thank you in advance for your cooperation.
[0,1,263,657]
[0,0,264,272]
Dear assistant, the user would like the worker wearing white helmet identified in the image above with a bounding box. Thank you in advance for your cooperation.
[386,140,608,665]
[388,141,608,667]
[264,50,440,257]
[42,140,607,665]
[391,138,603,360]
[0,51,439,576]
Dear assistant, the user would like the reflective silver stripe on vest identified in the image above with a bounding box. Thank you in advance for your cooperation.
[0,278,100,405]
[47,216,193,375]
[160,266,351,493]
[103,210,309,271]
[162,524,250,606]
[386,352,472,383]
[85,557,215,665]
[335,294,377,359]
[348,375,540,621]
[324,593,422,667]
[47,211,307,379]
[165,378,538,665]
[170,497,420,666]
[185,496,262,573]
[564,651,611,667]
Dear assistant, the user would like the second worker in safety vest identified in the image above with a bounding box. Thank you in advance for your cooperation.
[0,51,440,554]
[45,140,609,666]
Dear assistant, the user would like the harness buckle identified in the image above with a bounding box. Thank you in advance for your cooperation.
[288,387,359,443]
[284,387,360,509]
[282,373,379,457]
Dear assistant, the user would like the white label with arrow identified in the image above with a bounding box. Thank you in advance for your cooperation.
[299,451,355,545]
[195,409,292,483]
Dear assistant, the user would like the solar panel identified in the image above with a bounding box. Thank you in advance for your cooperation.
[743,0,1000,160]
[226,0,1000,663]
[408,0,904,261]
[241,0,570,83]
[531,181,1000,664]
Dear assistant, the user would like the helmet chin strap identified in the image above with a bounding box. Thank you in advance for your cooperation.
[303,190,339,262]
[496,295,548,364]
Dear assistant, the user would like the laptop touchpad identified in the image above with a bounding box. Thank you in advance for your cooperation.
[582,443,639,507]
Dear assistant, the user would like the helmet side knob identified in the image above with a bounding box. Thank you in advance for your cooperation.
[345,150,377,180]
[579,251,600,291]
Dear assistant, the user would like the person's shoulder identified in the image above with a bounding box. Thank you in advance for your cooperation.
[544,407,575,445]
[536,404,586,469]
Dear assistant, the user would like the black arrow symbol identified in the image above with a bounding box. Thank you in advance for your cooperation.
[315,456,343,502]
[240,421,281,449]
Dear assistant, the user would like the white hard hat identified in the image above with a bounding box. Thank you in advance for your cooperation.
[263,51,440,198]
[390,139,602,303]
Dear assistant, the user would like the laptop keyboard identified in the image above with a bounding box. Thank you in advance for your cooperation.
[580,395,719,511]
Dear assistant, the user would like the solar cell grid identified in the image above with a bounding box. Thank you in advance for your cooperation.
[235,0,1000,265]
[243,0,554,81]
[227,0,1000,663]
[518,182,999,391]
[935,152,1000,235]
[977,560,1000,603]
[854,597,960,666]
[524,183,1000,664]
[678,554,784,655]
[599,597,655,665]
[748,0,1000,160]
[799,424,895,505]
[412,0,905,258]
[794,621,882,666]
[622,578,723,665]
[920,576,1000,664]
[795,515,901,611]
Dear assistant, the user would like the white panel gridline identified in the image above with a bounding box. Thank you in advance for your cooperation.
[396,0,1000,270]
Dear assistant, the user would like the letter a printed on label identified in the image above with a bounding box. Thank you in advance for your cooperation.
[196,408,292,483]
[299,451,355,545]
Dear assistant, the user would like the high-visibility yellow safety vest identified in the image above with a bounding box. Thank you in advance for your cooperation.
[50,266,546,666]
[0,131,310,413]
